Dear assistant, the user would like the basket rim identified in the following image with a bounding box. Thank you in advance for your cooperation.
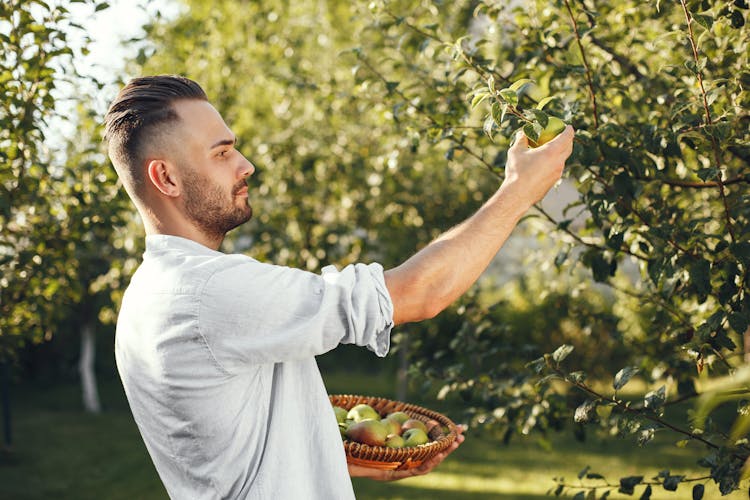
[329,393,458,469]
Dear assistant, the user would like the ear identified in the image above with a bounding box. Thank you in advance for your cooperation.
[146,159,180,197]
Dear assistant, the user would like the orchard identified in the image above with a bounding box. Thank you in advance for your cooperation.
[139,0,749,496]
[1,0,748,498]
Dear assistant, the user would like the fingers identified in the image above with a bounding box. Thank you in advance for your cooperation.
[541,125,575,155]
[510,129,529,150]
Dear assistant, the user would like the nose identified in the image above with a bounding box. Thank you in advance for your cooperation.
[239,154,255,178]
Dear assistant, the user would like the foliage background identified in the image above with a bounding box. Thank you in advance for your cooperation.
[2,0,749,498]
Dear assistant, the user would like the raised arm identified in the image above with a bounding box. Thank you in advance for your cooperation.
[384,126,575,325]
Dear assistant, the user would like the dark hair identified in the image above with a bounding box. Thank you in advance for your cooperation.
[104,75,207,200]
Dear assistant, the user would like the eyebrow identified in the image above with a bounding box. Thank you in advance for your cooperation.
[209,136,237,150]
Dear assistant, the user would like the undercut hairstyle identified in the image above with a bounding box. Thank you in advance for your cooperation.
[103,75,207,201]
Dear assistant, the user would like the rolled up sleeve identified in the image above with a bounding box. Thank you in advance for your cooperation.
[198,258,394,372]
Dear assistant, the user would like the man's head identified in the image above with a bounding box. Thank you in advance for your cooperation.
[104,75,254,245]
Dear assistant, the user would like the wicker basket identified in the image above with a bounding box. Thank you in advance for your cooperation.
[329,394,458,471]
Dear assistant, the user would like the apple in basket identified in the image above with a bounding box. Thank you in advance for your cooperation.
[333,402,432,449]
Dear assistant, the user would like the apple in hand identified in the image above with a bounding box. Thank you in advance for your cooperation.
[528,116,567,148]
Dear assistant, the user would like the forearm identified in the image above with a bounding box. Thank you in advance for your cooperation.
[384,182,530,325]
[384,126,574,325]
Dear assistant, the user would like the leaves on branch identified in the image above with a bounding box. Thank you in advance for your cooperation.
[614,367,639,391]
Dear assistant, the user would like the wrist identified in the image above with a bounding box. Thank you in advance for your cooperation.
[494,180,534,220]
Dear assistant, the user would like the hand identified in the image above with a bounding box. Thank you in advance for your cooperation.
[348,424,466,481]
[502,125,575,207]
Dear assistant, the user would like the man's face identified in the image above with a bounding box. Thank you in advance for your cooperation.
[169,99,255,238]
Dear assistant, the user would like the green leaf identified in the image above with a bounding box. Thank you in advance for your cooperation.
[499,89,518,106]
[530,109,549,128]
[639,484,652,500]
[536,95,558,110]
[693,14,713,30]
[523,123,539,142]
[644,386,666,412]
[526,356,547,374]
[470,92,489,109]
[619,476,644,495]
[574,399,596,423]
[731,242,750,261]
[614,367,639,391]
[662,475,684,491]
[689,258,711,298]
[731,9,745,28]
[578,465,590,479]
[487,75,496,94]
[692,484,704,500]
[568,371,587,383]
[552,344,574,364]
[728,313,749,335]
[491,102,504,126]
[509,78,534,92]
[638,427,655,446]
[483,115,495,141]
[696,167,719,181]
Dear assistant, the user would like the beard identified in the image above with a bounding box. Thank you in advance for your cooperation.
[181,168,253,240]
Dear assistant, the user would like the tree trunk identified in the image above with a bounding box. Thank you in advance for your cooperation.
[79,321,101,413]
[744,326,750,364]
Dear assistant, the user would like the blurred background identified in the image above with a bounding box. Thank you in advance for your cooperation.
[1,0,749,498]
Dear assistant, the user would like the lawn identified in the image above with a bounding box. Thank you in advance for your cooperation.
[0,368,745,500]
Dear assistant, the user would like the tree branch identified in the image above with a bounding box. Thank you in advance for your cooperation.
[678,0,736,243]
[634,175,749,189]
[549,364,720,450]
[563,0,600,129]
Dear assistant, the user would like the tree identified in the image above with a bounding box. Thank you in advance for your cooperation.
[0,0,134,423]
[134,0,748,496]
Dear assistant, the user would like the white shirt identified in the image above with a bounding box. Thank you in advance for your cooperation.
[115,235,394,499]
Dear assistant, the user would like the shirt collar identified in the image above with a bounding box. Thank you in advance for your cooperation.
[144,234,223,256]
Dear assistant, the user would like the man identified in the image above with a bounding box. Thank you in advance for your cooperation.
[104,75,574,499]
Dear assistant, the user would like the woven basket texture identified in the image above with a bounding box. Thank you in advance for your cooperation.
[330,394,457,470]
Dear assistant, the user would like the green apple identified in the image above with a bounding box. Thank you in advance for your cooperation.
[403,428,430,447]
[345,419,389,446]
[385,434,405,448]
[347,403,380,423]
[332,405,348,424]
[401,418,427,433]
[338,422,348,439]
[528,116,567,148]
[381,417,403,436]
[385,411,410,425]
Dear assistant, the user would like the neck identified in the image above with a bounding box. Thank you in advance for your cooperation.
[140,207,224,251]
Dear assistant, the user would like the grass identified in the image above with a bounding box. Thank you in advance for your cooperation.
[0,369,746,500]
